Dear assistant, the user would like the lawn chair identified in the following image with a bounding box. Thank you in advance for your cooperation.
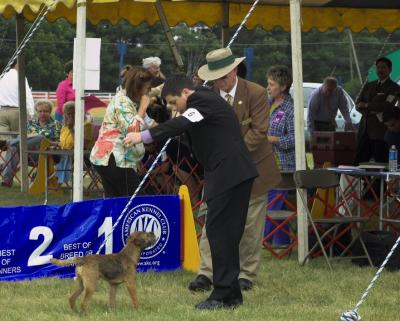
[263,171,297,259]
[293,169,373,271]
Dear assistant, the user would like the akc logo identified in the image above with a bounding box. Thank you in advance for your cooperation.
[122,203,169,259]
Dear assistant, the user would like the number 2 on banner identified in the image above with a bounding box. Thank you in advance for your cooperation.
[28,226,53,266]
[98,217,113,254]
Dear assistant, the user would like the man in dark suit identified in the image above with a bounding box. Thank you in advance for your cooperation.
[189,48,281,292]
[355,57,400,164]
[124,74,258,309]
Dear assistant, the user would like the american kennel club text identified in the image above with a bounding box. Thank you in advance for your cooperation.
[122,203,170,266]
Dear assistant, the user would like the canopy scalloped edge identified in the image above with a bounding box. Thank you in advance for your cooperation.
[0,1,399,32]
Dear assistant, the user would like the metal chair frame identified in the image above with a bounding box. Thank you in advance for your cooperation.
[294,169,373,271]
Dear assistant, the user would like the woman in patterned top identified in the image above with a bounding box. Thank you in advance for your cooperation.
[1,100,61,187]
[266,65,295,171]
[90,66,155,197]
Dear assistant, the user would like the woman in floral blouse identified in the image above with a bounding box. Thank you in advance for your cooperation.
[90,66,155,197]
[266,65,295,171]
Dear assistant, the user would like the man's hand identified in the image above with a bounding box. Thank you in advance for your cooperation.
[124,132,143,147]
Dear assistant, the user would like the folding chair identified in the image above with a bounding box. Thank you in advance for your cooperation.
[263,171,297,259]
[293,169,373,271]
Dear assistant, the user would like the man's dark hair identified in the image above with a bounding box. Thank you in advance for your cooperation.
[383,107,400,122]
[64,60,73,75]
[376,57,392,70]
[161,73,194,98]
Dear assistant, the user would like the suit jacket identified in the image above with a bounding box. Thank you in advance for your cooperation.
[217,77,281,196]
[356,79,400,140]
[149,87,258,201]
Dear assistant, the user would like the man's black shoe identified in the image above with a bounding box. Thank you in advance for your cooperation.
[188,274,212,292]
[195,299,224,310]
[224,298,243,309]
[238,278,253,291]
[195,298,242,310]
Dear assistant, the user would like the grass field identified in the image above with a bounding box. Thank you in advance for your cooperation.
[1,167,400,321]
[1,255,399,321]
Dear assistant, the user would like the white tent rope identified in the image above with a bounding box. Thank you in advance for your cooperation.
[340,31,396,321]
[96,0,260,254]
[0,0,59,80]
[340,234,400,321]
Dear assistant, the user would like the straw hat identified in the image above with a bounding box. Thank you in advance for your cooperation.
[198,48,245,81]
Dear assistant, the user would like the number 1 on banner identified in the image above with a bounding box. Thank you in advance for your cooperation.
[98,217,113,254]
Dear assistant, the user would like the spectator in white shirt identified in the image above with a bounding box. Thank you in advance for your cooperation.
[0,61,34,139]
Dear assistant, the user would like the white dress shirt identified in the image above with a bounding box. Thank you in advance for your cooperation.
[219,76,238,103]
[0,68,34,116]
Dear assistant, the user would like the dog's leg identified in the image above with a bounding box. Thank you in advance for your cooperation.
[125,276,138,309]
[108,283,118,310]
[69,275,84,311]
[80,274,98,314]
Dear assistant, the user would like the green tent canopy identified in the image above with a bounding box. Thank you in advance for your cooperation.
[368,49,400,83]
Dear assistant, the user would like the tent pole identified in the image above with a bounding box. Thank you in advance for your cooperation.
[155,0,184,70]
[290,0,308,264]
[346,29,362,84]
[16,14,29,193]
[73,0,87,202]
[221,1,229,47]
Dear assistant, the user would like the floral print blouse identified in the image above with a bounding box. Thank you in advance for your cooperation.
[27,117,62,141]
[90,91,152,170]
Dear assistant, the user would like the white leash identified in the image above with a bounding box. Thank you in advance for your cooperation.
[96,0,261,254]
[340,234,400,321]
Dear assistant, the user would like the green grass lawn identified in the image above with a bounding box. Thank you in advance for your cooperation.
[1,173,400,321]
[1,255,399,321]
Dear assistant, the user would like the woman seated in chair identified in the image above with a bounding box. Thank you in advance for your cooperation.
[55,101,94,185]
[1,100,61,188]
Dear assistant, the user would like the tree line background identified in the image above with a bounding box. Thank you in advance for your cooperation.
[0,17,399,99]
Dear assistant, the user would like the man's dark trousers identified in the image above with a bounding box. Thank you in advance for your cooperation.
[206,178,254,303]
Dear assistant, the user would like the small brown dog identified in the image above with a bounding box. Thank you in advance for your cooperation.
[50,231,156,313]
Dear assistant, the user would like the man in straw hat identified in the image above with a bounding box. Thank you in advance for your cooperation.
[124,73,258,309]
[189,47,281,292]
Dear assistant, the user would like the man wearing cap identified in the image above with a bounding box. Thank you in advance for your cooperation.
[189,48,281,292]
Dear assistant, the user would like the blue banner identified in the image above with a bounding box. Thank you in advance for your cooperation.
[0,195,181,281]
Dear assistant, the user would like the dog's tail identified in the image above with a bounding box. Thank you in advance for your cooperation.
[50,257,83,267]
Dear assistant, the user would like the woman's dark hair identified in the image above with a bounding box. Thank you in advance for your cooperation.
[120,64,133,89]
[64,60,73,75]
[161,73,194,98]
[266,65,293,94]
[124,66,153,102]
[376,57,392,70]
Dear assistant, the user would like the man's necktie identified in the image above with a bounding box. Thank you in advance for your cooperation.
[225,93,233,106]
